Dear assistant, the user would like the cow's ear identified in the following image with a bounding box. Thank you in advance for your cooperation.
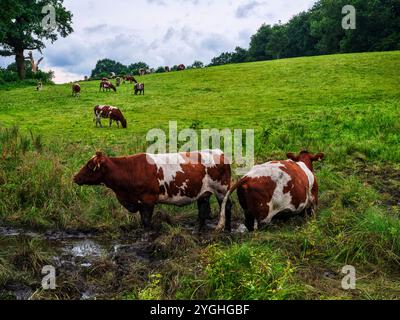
[286,153,299,161]
[94,151,106,168]
[312,153,324,162]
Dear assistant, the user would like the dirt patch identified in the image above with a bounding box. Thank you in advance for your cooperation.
[354,163,400,207]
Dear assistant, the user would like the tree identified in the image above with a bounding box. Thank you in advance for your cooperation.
[230,47,248,63]
[284,11,318,58]
[264,25,289,59]
[248,24,275,61]
[191,60,204,68]
[127,62,149,75]
[91,59,128,78]
[155,66,166,73]
[0,0,73,80]
[209,52,234,66]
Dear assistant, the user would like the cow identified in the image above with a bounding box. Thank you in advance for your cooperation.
[124,76,137,84]
[72,83,81,97]
[36,81,43,91]
[94,105,127,128]
[139,68,146,76]
[73,149,233,231]
[177,64,186,71]
[216,151,324,232]
[134,83,145,95]
[100,80,117,92]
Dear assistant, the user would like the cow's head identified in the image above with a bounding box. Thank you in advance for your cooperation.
[121,117,127,128]
[73,152,108,185]
[286,151,324,171]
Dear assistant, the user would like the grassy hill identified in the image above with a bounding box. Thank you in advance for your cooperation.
[0,51,400,299]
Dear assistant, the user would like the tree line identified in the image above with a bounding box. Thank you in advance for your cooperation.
[90,59,205,79]
[209,0,400,66]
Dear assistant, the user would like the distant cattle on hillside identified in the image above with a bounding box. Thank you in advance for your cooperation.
[134,83,145,95]
[94,105,127,128]
[99,79,117,92]
[72,83,81,97]
[124,76,137,84]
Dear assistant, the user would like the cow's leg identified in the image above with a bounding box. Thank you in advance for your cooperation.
[306,204,317,218]
[216,193,232,232]
[244,210,255,232]
[116,121,119,128]
[139,204,154,231]
[237,189,255,232]
[109,118,112,127]
[197,195,211,231]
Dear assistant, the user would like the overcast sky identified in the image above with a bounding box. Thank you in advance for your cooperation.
[1,0,317,83]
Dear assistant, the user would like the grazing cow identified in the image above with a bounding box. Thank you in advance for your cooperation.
[100,80,117,92]
[94,105,127,128]
[177,64,186,71]
[73,149,233,231]
[124,76,137,84]
[217,151,324,232]
[134,83,145,95]
[72,83,81,97]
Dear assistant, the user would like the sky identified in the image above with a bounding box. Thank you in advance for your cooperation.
[1,0,317,83]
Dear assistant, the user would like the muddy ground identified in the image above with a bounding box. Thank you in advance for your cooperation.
[0,212,247,300]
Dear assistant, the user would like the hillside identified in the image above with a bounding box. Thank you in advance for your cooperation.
[0,51,400,300]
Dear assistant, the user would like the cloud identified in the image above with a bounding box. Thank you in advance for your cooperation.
[236,1,265,18]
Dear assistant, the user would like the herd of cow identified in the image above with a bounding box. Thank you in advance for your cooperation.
[70,77,142,129]
[68,74,324,233]
[71,76,145,96]
[74,149,324,232]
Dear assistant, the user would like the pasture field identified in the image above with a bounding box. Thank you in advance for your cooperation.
[0,51,400,300]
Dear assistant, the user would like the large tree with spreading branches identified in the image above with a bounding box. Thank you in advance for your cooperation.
[0,0,73,80]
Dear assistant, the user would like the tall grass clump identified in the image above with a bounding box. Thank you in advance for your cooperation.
[181,243,304,300]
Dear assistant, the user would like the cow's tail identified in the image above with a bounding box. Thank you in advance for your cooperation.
[216,180,241,231]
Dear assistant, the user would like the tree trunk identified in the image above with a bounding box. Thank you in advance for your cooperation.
[15,49,26,80]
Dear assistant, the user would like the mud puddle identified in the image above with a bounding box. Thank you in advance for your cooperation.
[0,215,246,300]
[0,225,155,300]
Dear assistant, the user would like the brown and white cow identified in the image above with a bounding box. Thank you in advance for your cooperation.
[217,151,324,232]
[124,76,137,84]
[72,83,81,97]
[100,80,117,92]
[134,83,144,95]
[73,149,232,231]
[94,105,127,128]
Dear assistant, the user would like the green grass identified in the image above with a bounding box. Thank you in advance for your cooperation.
[1,51,400,299]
